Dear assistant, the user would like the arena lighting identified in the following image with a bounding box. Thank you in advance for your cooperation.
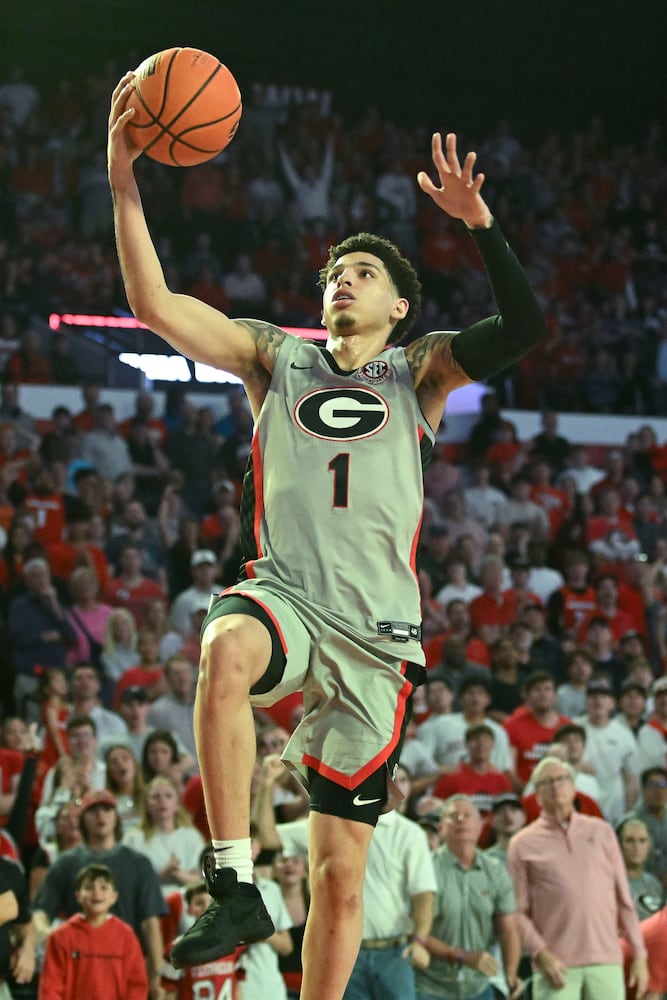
[48,314,327,383]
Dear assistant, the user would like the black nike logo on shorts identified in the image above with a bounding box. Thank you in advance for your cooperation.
[290,362,313,369]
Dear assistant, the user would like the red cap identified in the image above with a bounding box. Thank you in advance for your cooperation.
[79,789,117,813]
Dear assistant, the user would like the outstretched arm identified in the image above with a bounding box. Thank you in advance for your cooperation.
[108,72,287,387]
[408,133,545,421]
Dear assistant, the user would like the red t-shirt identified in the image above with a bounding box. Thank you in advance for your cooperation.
[23,493,66,546]
[423,632,490,669]
[102,576,166,626]
[469,592,516,632]
[503,710,571,785]
[432,763,512,816]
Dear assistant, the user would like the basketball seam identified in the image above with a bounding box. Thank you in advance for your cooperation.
[142,62,229,161]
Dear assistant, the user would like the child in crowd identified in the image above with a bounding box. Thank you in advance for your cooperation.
[38,863,148,1000]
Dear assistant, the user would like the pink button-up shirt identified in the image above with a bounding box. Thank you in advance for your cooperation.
[507,810,646,966]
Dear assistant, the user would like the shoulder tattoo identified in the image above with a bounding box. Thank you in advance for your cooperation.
[405,331,462,383]
[241,319,287,364]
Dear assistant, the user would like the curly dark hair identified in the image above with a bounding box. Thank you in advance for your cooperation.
[318,232,422,344]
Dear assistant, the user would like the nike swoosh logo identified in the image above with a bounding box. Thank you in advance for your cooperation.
[352,794,382,807]
[290,362,313,369]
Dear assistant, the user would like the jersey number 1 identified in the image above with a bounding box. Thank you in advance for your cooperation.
[328,453,350,508]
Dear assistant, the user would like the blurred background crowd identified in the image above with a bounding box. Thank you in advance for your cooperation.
[0,51,664,1000]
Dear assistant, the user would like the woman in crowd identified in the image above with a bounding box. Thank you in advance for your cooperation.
[100,607,138,685]
[122,774,204,895]
[105,742,144,832]
[141,728,195,789]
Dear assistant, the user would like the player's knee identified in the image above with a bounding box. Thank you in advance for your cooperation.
[310,854,364,916]
[198,620,256,695]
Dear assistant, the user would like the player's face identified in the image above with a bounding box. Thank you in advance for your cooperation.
[321,252,407,338]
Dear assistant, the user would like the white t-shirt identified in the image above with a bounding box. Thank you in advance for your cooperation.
[277,811,437,938]
[577,717,640,824]
[416,712,512,772]
[240,875,291,1000]
[122,825,205,895]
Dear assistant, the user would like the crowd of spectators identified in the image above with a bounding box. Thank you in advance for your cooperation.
[0,61,665,1000]
[0,64,666,411]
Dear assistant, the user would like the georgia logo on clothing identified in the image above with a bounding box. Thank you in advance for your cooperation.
[294,388,390,441]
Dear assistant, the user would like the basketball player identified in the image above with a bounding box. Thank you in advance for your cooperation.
[108,71,546,1000]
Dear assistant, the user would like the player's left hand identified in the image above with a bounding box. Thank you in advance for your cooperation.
[417,132,492,230]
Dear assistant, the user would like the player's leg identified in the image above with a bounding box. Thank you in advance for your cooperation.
[300,811,374,1000]
[171,602,281,968]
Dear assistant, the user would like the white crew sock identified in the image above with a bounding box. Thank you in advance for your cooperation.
[211,838,254,884]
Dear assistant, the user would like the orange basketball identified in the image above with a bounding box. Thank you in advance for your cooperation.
[126,47,242,166]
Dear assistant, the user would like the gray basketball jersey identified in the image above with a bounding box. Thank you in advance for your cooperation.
[238,334,434,663]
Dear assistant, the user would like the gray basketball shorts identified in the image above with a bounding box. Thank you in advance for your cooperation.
[201,581,421,821]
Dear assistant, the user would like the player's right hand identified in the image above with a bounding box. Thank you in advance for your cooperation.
[107,72,143,182]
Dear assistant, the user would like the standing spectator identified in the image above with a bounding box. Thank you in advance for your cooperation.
[637,677,667,772]
[148,656,197,763]
[64,566,113,674]
[36,714,106,844]
[432,724,513,818]
[628,767,667,892]
[116,686,155,762]
[616,816,664,921]
[165,400,218,516]
[102,543,166,627]
[32,789,166,997]
[0,382,38,452]
[38,863,148,1000]
[113,628,166,708]
[256,780,436,1000]
[106,499,167,584]
[169,549,221,636]
[104,742,144,832]
[277,136,334,227]
[69,662,128,752]
[556,648,595,718]
[504,672,571,790]
[123,775,204,896]
[425,676,513,774]
[507,755,648,1000]
[577,676,640,823]
[469,557,516,637]
[617,678,649,737]
[546,549,596,641]
[485,793,527,865]
[556,446,606,497]
[8,557,77,719]
[80,404,133,484]
[529,412,571,477]
[415,794,522,1000]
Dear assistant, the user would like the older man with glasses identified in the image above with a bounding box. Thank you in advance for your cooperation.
[507,755,648,1000]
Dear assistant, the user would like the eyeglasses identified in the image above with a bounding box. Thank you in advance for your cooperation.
[646,780,667,790]
[535,774,572,789]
